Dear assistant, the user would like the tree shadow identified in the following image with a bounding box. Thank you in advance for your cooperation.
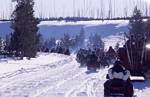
[133,81,150,90]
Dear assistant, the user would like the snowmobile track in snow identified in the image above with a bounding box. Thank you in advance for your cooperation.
[0,55,74,97]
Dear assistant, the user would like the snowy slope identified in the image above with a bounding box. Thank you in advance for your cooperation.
[0,53,70,74]
[0,53,106,97]
[0,20,129,40]
[0,20,128,51]
[103,32,126,50]
[0,53,149,97]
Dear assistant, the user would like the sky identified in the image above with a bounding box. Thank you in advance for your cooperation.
[144,0,150,3]
[0,0,150,19]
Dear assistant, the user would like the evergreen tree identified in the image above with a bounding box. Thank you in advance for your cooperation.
[75,35,79,47]
[0,37,4,54]
[43,40,49,49]
[126,7,145,67]
[61,33,71,48]
[43,37,56,50]
[114,42,120,51]
[94,33,104,49]
[144,19,150,42]
[75,28,85,48]
[49,37,56,49]
[129,7,144,40]
[78,28,85,46]
[10,0,39,58]
[37,33,43,51]
[88,33,104,50]
[4,35,11,53]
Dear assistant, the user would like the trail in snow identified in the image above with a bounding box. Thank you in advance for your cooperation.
[0,53,108,97]
[0,54,73,97]
[0,53,149,97]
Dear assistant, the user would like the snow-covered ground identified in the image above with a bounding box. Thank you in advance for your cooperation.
[0,20,149,97]
[0,53,149,97]
[0,53,106,97]
[0,20,128,40]
[103,32,126,50]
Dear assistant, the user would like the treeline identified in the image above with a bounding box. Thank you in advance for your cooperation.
[39,16,150,22]
[2,16,150,22]
[40,28,104,53]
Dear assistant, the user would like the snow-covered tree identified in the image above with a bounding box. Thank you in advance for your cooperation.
[37,33,43,51]
[49,37,56,48]
[10,0,39,58]
[4,35,11,53]
[114,42,120,51]
[43,37,56,49]
[88,33,104,50]
[74,28,85,49]
[78,28,85,46]
[61,33,71,48]
[0,37,5,54]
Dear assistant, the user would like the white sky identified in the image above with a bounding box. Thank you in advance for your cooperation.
[0,0,149,19]
[144,0,150,3]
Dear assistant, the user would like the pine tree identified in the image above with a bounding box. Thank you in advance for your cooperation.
[43,37,55,50]
[89,33,104,50]
[144,19,150,42]
[49,37,56,49]
[75,35,79,47]
[43,40,49,49]
[78,28,85,45]
[61,33,71,48]
[129,7,144,39]
[4,35,11,53]
[75,28,85,48]
[37,33,43,51]
[10,0,39,58]
[127,7,145,67]
[88,33,93,47]
[114,42,120,51]
[0,37,4,54]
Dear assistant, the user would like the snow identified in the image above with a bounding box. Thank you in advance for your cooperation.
[102,32,125,50]
[0,19,149,97]
[0,20,129,40]
[38,20,129,26]
[0,20,128,51]
[0,53,106,97]
[0,0,149,96]
[0,53,69,74]
[0,53,149,97]
[130,76,145,81]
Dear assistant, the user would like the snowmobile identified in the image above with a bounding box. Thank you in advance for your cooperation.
[104,79,125,97]
[104,73,135,97]
[104,78,136,97]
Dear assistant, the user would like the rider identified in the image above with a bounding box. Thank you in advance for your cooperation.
[108,60,130,81]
